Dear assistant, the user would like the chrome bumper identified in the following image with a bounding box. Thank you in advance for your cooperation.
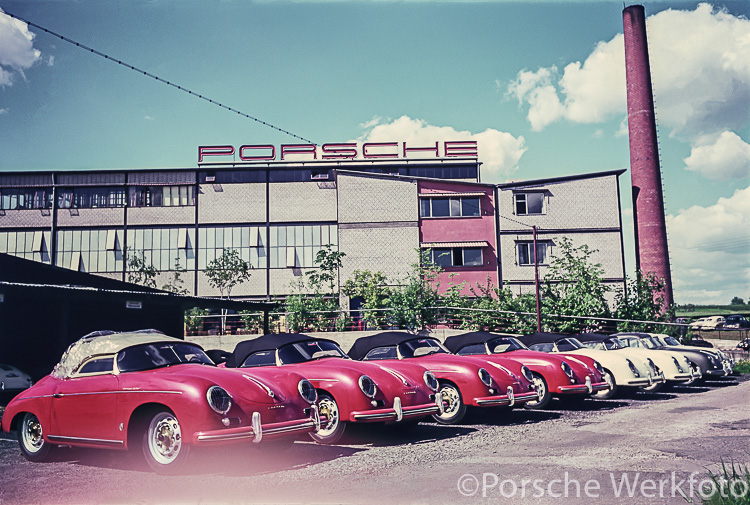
[350,398,440,422]
[474,387,539,407]
[194,408,319,445]
[558,377,610,394]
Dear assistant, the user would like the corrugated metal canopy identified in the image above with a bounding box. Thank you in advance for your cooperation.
[420,241,489,248]
[418,192,487,198]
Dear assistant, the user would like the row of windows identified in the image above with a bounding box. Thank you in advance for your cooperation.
[0,189,53,210]
[420,196,481,218]
[128,186,195,207]
[430,247,484,268]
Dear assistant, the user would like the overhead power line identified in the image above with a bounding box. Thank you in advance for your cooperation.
[2,10,316,145]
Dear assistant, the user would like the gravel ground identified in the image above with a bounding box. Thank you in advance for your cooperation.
[1,377,749,505]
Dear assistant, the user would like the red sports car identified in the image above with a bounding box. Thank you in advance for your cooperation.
[0,330,320,474]
[443,332,610,409]
[223,333,442,444]
[347,332,539,424]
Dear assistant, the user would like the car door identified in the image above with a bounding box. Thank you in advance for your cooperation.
[49,356,121,446]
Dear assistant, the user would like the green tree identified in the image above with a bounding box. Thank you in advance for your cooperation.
[161,257,188,295]
[541,237,610,332]
[204,249,252,334]
[731,296,746,306]
[342,269,391,329]
[184,307,209,334]
[387,249,443,332]
[126,249,157,289]
[613,271,674,332]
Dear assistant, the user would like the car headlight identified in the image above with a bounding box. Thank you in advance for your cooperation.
[627,359,640,377]
[358,375,377,398]
[478,368,493,387]
[207,385,233,415]
[298,379,317,404]
[561,361,574,379]
[647,359,659,375]
[423,371,439,392]
[672,357,684,372]
[593,361,605,375]
[521,366,534,383]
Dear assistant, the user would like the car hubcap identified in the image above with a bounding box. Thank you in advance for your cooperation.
[318,397,339,436]
[22,414,44,453]
[529,377,546,404]
[149,414,182,464]
[440,386,460,417]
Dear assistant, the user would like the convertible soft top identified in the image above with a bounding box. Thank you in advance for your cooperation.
[516,332,570,346]
[571,333,611,343]
[52,330,185,379]
[442,331,521,353]
[348,332,431,361]
[229,333,339,368]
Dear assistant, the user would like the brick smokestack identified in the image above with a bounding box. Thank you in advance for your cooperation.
[623,4,674,309]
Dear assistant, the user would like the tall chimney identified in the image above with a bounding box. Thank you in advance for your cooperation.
[623,4,674,309]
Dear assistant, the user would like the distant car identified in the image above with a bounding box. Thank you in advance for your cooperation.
[725,315,750,329]
[0,364,34,393]
[223,333,442,444]
[737,339,750,351]
[689,316,725,330]
[1,330,320,473]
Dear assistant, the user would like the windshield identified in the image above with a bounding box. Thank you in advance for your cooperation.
[277,340,348,364]
[398,338,448,358]
[555,338,584,351]
[488,337,528,353]
[117,342,213,372]
[606,338,627,350]
[639,337,658,349]
[663,336,680,345]
[581,342,607,350]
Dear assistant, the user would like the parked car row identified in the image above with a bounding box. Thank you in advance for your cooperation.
[0,329,735,474]
[687,314,750,330]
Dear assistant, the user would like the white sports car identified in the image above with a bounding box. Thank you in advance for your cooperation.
[1,364,33,393]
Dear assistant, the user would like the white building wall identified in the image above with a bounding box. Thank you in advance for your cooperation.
[198,183,266,224]
[269,182,337,223]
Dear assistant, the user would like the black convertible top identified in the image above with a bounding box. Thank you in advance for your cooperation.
[348,332,433,361]
[229,333,338,368]
[517,332,569,346]
[571,333,611,343]
[443,331,520,353]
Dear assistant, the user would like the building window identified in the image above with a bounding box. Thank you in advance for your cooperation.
[0,188,53,210]
[517,242,548,266]
[0,230,52,263]
[128,186,195,207]
[514,192,544,215]
[198,226,265,270]
[57,187,126,209]
[128,227,196,271]
[56,228,124,272]
[269,224,338,268]
[431,247,484,268]
[420,196,481,218]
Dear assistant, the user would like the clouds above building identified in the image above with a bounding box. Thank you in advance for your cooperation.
[506,3,750,182]
[355,115,527,181]
[0,9,41,87]
[668,186,750,304]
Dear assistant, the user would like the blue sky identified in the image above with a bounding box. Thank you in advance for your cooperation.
[1,0,749,305]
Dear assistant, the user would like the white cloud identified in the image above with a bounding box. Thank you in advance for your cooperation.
[0,9,42,86]
[0,108,7,115]
[355,115,526,181]
[667,185,750,304]
[684,131,750,180]
[507,4,750,180]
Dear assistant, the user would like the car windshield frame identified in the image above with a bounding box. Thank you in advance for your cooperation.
[487,337,528,353]
[277,340,349,364]
[555,338,584,351]
[663,336,681,346]
[397,338,449,359]
[116,342,214,373]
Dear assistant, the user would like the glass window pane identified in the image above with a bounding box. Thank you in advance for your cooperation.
[464,248,483,266]
[515,194,527,215]
[527,193,544,214]
[431,198,449,217]
[303,225,313,245]
[450,198,461,217]
[462,198,481,217]
[518,244,530,265]
[536,243,548,264]
[277,226,287,247]
[330,225,338,246]
[433,248,452,268]
[420,199,430,217]
[286,226,295,246]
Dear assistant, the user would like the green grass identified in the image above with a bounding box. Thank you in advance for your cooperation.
[697,461,750,505]
[676,305,750,318]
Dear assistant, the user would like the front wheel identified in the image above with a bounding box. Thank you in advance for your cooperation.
[524,373,551,410]
[142,410,190,474]
[310,393,346,444]
[593,369,618,400]
[18,412,53,462]
[432,382,466,425]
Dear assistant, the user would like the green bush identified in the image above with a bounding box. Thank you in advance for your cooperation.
[733,360,750,375]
